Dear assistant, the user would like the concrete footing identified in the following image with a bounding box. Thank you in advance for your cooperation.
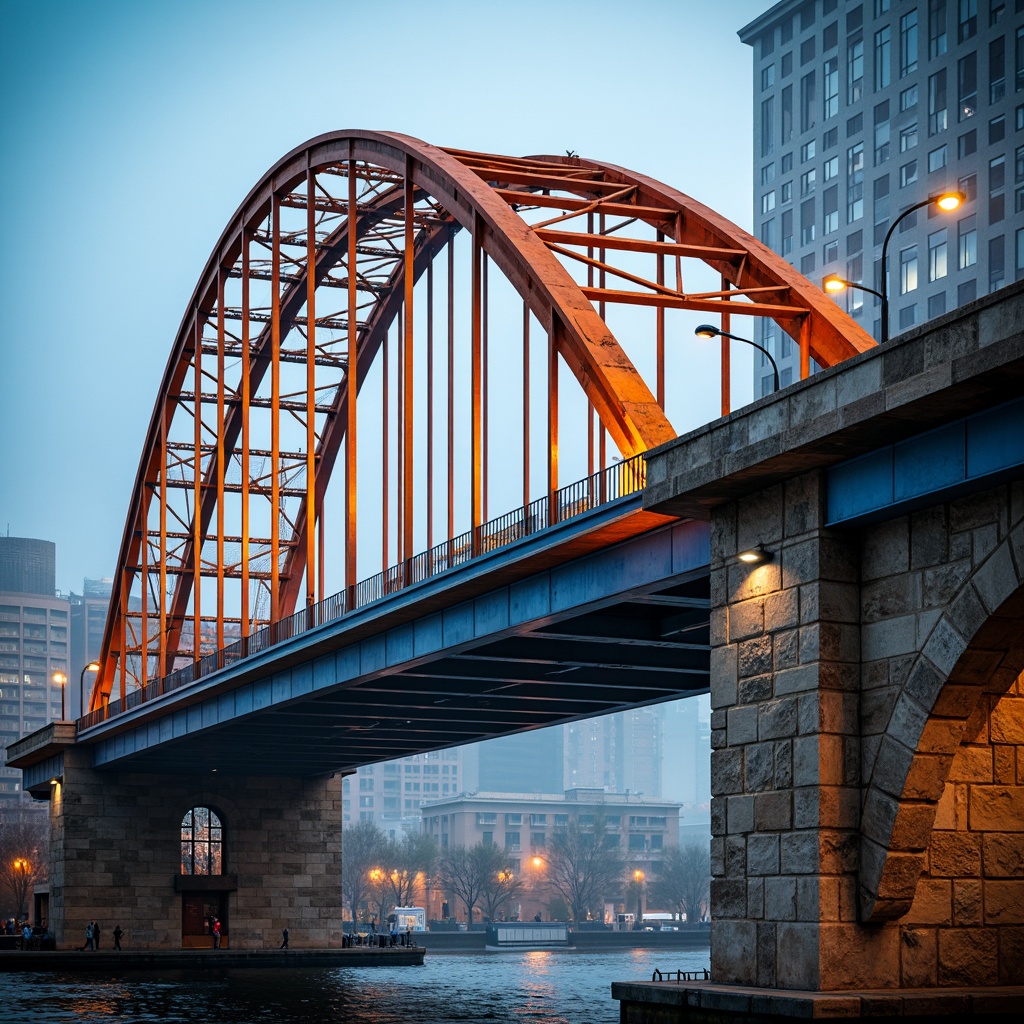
[611,980,1024,1021]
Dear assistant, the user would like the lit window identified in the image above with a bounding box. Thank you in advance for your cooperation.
[181,807,223,876]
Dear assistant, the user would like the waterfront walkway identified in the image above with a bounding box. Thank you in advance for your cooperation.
[0,946,423,972]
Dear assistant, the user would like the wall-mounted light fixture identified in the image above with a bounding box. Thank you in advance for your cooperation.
[737,544,773,564]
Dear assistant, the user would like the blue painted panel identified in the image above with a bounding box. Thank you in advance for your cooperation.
[234,685,253,716]
[475,589,510,636]
[336,645,360,682]
[360,635,387,674]
[893,422,966,502]
[386,623,415,666]
[159,717,173,743]
[172,710,188,738]
[671,521,711,574]
[291,662,312,696]
[201,700,219,729]
[217,692,236,720]
[312,654,336,690]
[413,613,444,657]
[508,576,551,626]
[827,448,893,522]
[251,679,273,711]
[148,722,162,749]
[441,602,475,648]
[967,398,1024,477]
[271,672,290,706]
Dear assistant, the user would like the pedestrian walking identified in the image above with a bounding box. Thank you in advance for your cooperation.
[93,922,101,949]
[20,923,31,950]
[112,925,123,951]
[80,921,94,951]
[280,927,289,949]
[213,918,222,949]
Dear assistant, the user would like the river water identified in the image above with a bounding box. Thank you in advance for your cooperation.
[0,946,710,1023]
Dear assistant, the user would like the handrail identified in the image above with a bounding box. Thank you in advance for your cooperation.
[651,968,711,983]
[79,453,646,731]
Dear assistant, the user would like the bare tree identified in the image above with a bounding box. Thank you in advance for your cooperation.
[340,820,385,926]
[649,842,710,925]
[437,842,508,926]
[0,810,48,922]
[477,847,523,921]
[382,831,437,911]
[545,815,623,924]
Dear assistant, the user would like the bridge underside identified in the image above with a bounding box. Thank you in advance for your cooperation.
[59,518,711,779]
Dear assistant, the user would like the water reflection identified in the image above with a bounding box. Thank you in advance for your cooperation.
[0,948,710,1024]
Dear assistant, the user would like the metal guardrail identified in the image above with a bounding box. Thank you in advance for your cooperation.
[79,453,646,731]
[651,968,711,983]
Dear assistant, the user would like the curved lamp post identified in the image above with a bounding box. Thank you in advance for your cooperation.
[50,671,68,721]
[823,190,965,345]
[694,324,780,394]
[79,661,100,720]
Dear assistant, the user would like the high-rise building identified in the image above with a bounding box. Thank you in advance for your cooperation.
[462,726,565,795]
[662,695,712,843]
[70,577,113,719]
[741,0,1024,396]
[0,538,69,809]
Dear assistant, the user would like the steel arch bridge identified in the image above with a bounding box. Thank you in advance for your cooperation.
[92,130,874,715]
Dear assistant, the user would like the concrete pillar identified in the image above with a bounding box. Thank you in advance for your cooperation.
[48,746,343,950]
[710,470,880,990]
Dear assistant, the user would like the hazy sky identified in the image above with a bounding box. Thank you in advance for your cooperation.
[0,0,768,595]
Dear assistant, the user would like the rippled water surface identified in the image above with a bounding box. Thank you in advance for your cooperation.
[0,947,710,1024]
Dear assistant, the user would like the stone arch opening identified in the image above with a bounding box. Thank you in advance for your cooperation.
[860,500,1024,933]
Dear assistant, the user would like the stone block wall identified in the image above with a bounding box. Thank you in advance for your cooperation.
[50,747,343,949]
[900,680,1024,986]
[709,471,1024,991]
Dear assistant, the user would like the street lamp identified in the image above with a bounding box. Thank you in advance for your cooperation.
[51,671,68,721]
[633,868,645,929]
[80,661,100,719]
[694,324,780,394]
[823,190,965,345]
[12,858,30,921]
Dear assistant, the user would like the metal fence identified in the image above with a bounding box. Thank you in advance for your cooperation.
[80,453,646,731]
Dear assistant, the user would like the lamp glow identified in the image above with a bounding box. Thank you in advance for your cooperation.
[738,544,772,564]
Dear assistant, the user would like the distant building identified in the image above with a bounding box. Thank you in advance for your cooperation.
[0,538,69,810]
[662,695,712,845]
[69,578,113,719]
[421,787,681,922]
[462,726,565,794]
[741,0,1024,396]
[342,748,465,837]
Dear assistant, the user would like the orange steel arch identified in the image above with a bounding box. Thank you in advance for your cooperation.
[92,130,875,711]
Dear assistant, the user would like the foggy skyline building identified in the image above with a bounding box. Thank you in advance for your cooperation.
[69,577,113,720]
[0,537,69,809]
[741,0,1024,396]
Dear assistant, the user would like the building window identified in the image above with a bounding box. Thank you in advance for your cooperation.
[801,70,816,133]
[900,10,919,77]
[900,84,919,113]
[959,216,978,268]
[990,35,1006,104]
[801,140,816,163]
[928,228,948,281]
[1016,24,1024,93]
[899,304,918,329]
[957,0,976,43]
[1016,227,1024,278]
[928,145,948,173]
[824,156,839,181]
[782,180,793,203]
[958,129,977,158]
[847,34,864,103]
[958,51,977,121]
[989,235,1005,290]
[824,239,839,264]
[900,160,919,188]
[848,142,865,222]
[823,58,839,119]
[761,163,776,186]
[181,807,223,875]
[800,168,816,195]
[928,70,948,135]
[761,97,775,157]
[874,121,891,165]
[958,172,977,202]
[824,185,839,234]
[900,245,919,294]
[991,115,1006,145]
[928,292,947,318]
[991,155,1006,223]
[800,251,816,275]
[505,831,521,851]
[846,253,865,313]
[762,64,776,91]
[762,190,777,214]
[899,123,918,153]
[929,0,948,58]
[782,51,793,77]
[874,26,891,91]
[782,208,794,255]
[782,85,793,144]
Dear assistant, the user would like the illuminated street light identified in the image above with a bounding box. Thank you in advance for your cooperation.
[694,325,780,394]
[633,868,645,929]
[51,671,68,721]
[78,661,101,720]
[823,190,965,345]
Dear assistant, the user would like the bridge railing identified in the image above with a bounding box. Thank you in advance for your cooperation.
[79,453,646,730]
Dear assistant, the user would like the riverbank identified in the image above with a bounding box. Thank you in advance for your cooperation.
[419,928,710,952]
[0,945,423,972]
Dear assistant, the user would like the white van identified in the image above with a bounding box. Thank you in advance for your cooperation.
[391,906,426,931]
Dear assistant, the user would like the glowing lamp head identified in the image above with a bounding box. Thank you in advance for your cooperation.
[85,661,100,673]
[935,191,966,212]
[694,324,719,340]
[823,275,847,294]
[737,544,773,565]
[51,671,67,686]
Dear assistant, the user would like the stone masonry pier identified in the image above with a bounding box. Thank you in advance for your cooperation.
[633,283,1024,1017]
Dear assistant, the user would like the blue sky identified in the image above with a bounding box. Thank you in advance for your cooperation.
[0,0,768,594]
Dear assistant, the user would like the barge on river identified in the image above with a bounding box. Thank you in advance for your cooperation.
[484,921,572,951]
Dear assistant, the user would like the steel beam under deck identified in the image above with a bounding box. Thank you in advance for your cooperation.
[83,518,711,777]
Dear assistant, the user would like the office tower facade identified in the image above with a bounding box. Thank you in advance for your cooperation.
[742,0,1024,396]
[69,578,113,720]
[0,538,69,809]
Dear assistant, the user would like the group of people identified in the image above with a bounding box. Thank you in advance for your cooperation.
[80,921,124,950]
